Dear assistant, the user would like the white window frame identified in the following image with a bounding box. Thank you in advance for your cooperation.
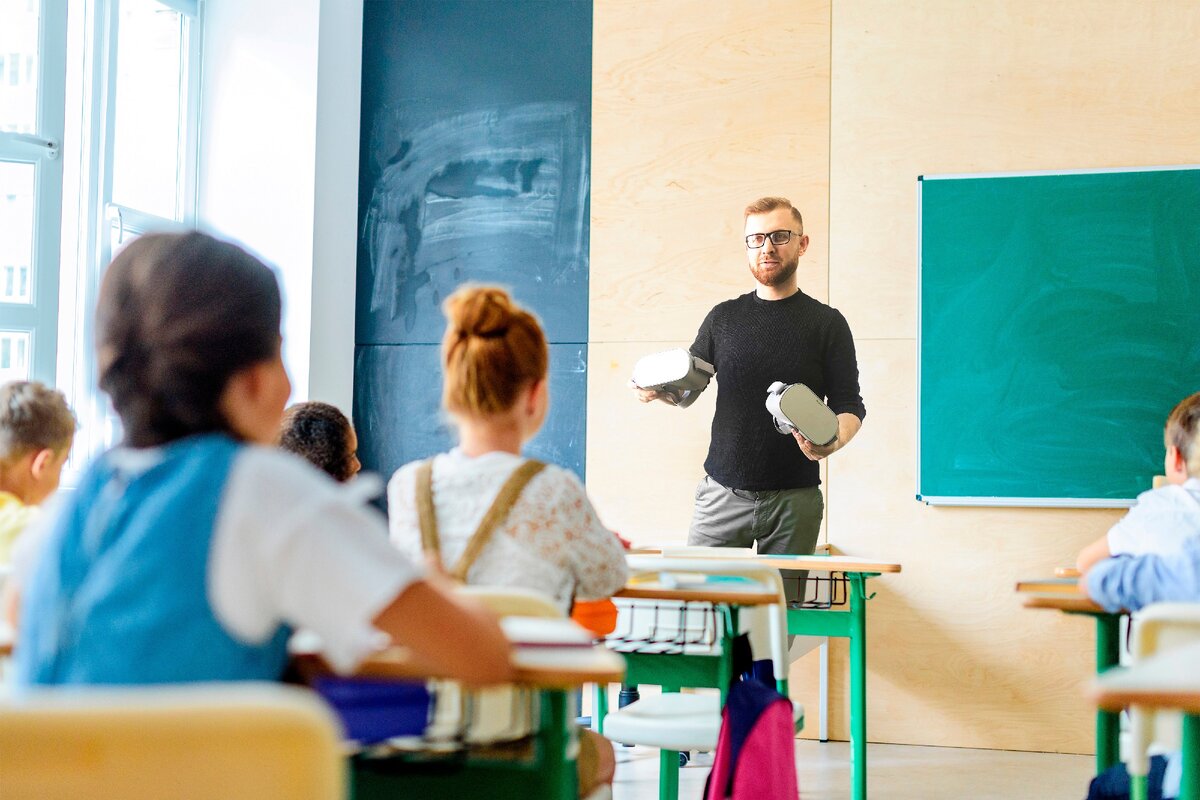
[57,0,204,471]
[0,0,68,386]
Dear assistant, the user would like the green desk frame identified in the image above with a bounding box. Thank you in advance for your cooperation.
[1089,611,1123,774]
[786,572,874,800]
[1184,715,1200,800]
[350,687,577,800]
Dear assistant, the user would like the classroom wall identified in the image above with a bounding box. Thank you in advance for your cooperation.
[588,0,1200,752]
[198,0,361,410]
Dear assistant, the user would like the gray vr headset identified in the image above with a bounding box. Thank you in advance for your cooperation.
[764,381,838,446]
[631,349,715,409]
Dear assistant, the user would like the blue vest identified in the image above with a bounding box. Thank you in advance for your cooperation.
[17,434,291,685]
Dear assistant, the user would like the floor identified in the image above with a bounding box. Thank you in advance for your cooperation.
[612,739,1095,800]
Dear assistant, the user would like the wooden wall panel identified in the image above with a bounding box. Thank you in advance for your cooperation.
[589,0,832,546]
[590,0,832,346]
[828,1,1200,752]
[591,0,1200,754]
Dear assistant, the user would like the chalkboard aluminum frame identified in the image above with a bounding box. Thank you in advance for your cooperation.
[916,164,1200,508]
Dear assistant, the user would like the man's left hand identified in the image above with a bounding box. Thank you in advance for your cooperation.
[793,430,838,461]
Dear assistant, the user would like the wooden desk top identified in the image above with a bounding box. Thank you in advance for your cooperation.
[1015,577,1083,595]
[1016,575,1109,614]
[1091,641,1200,713]
[1021,593,1108,614]
[293,619,626,690]
[615,582,781,605]
[627,549,901,575]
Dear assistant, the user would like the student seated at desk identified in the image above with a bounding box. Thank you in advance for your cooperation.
[1084,517,1200,797]
[0,380,75,567]
[278,400,361,482]
[387,285,628,796]
[11,232,511,689]
[1077,392,1200,574]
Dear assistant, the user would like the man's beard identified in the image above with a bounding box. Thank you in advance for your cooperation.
[750,254,799,288]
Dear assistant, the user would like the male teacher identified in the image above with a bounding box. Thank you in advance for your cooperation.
[632,196,866,605]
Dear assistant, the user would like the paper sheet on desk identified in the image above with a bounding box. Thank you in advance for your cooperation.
[500,617,594,648]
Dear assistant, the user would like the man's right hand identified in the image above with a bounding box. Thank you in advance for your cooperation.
[629,380,664,403]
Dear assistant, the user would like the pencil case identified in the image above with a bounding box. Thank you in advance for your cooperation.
[313,676,432,744]
[764,381,838,446]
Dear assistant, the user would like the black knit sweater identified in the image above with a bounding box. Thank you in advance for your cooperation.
[688,290,866,491]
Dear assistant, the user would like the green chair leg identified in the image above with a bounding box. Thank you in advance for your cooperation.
[659,748,680,800]
[1131,773,1149,800]
[594,683,608,734]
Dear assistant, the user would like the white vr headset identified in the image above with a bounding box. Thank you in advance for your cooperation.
[764,381,838,446]
[631,349,715,408]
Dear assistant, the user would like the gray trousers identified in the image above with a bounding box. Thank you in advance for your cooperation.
[687,475,824,606]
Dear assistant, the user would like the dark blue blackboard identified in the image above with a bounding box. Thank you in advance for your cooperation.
[354,1,592,488]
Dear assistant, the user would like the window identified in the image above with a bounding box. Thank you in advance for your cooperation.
[0,0,201,475]
[54,0,202,472]
[0,0,65,387]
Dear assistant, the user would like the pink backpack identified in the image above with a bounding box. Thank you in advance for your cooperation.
[704,635,800,800]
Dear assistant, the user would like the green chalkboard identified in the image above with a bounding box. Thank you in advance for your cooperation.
[919,166,1200,506]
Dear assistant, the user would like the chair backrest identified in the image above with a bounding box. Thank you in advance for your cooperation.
[425,585,563,745]
[1128,602,1200,773]
[459,585,562,618]
[0,682,345,800]
[613,556,790,684]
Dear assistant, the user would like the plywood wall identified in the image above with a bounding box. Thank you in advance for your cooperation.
[590,0,1200,753]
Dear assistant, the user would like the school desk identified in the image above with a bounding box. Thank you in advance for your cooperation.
[1092,639,1200,800]
[1016,577,1123,772]
[294,618,624,800]
[621,549,902,800]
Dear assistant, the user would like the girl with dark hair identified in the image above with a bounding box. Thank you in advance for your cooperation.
[14,232,511,688]
[279,401,361,483]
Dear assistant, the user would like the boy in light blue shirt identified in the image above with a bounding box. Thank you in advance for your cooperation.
[1083,392,1200,800]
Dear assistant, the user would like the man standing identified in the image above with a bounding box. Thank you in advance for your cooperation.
[632,197,866,605]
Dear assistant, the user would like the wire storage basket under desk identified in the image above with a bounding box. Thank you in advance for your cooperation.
[792,570,849,611]
[605,597,723,656]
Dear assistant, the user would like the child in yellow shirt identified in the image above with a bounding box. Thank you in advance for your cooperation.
[0,380,75,564]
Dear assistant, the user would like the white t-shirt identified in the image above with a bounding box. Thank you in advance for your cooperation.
[388,449,628,612]
[1107,477,1200,558]
[12,446,420,673]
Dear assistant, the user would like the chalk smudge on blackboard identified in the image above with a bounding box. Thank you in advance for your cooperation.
[361,103,589,341]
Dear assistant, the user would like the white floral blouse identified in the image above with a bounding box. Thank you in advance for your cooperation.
[387,449,629,612]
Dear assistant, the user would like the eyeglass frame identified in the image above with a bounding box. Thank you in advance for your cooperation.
[744,229,803,249]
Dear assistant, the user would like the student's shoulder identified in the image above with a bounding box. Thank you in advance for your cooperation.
[527,461,591,503]
[1132,481,1200,511]
[232,445,344,500]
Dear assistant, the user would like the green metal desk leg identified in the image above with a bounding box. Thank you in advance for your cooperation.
[594,683,608,734]
[849,574,868,800]
[1181,714,1200,800]
[543,689,577,800]
[1095,614,1122,773]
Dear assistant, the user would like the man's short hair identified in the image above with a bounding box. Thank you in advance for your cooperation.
[744,196,804,233]
[0,381,76,464]
[1167,391,1200,476]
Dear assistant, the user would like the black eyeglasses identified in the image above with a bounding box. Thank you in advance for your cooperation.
[745,229,800,249]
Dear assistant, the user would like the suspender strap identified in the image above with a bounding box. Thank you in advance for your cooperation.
[415,458,547,583]
[416,459,441,560]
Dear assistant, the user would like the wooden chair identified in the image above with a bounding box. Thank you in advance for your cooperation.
[1126,602,1200,800]
[0,682,345,800]
[600,556,800,800]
